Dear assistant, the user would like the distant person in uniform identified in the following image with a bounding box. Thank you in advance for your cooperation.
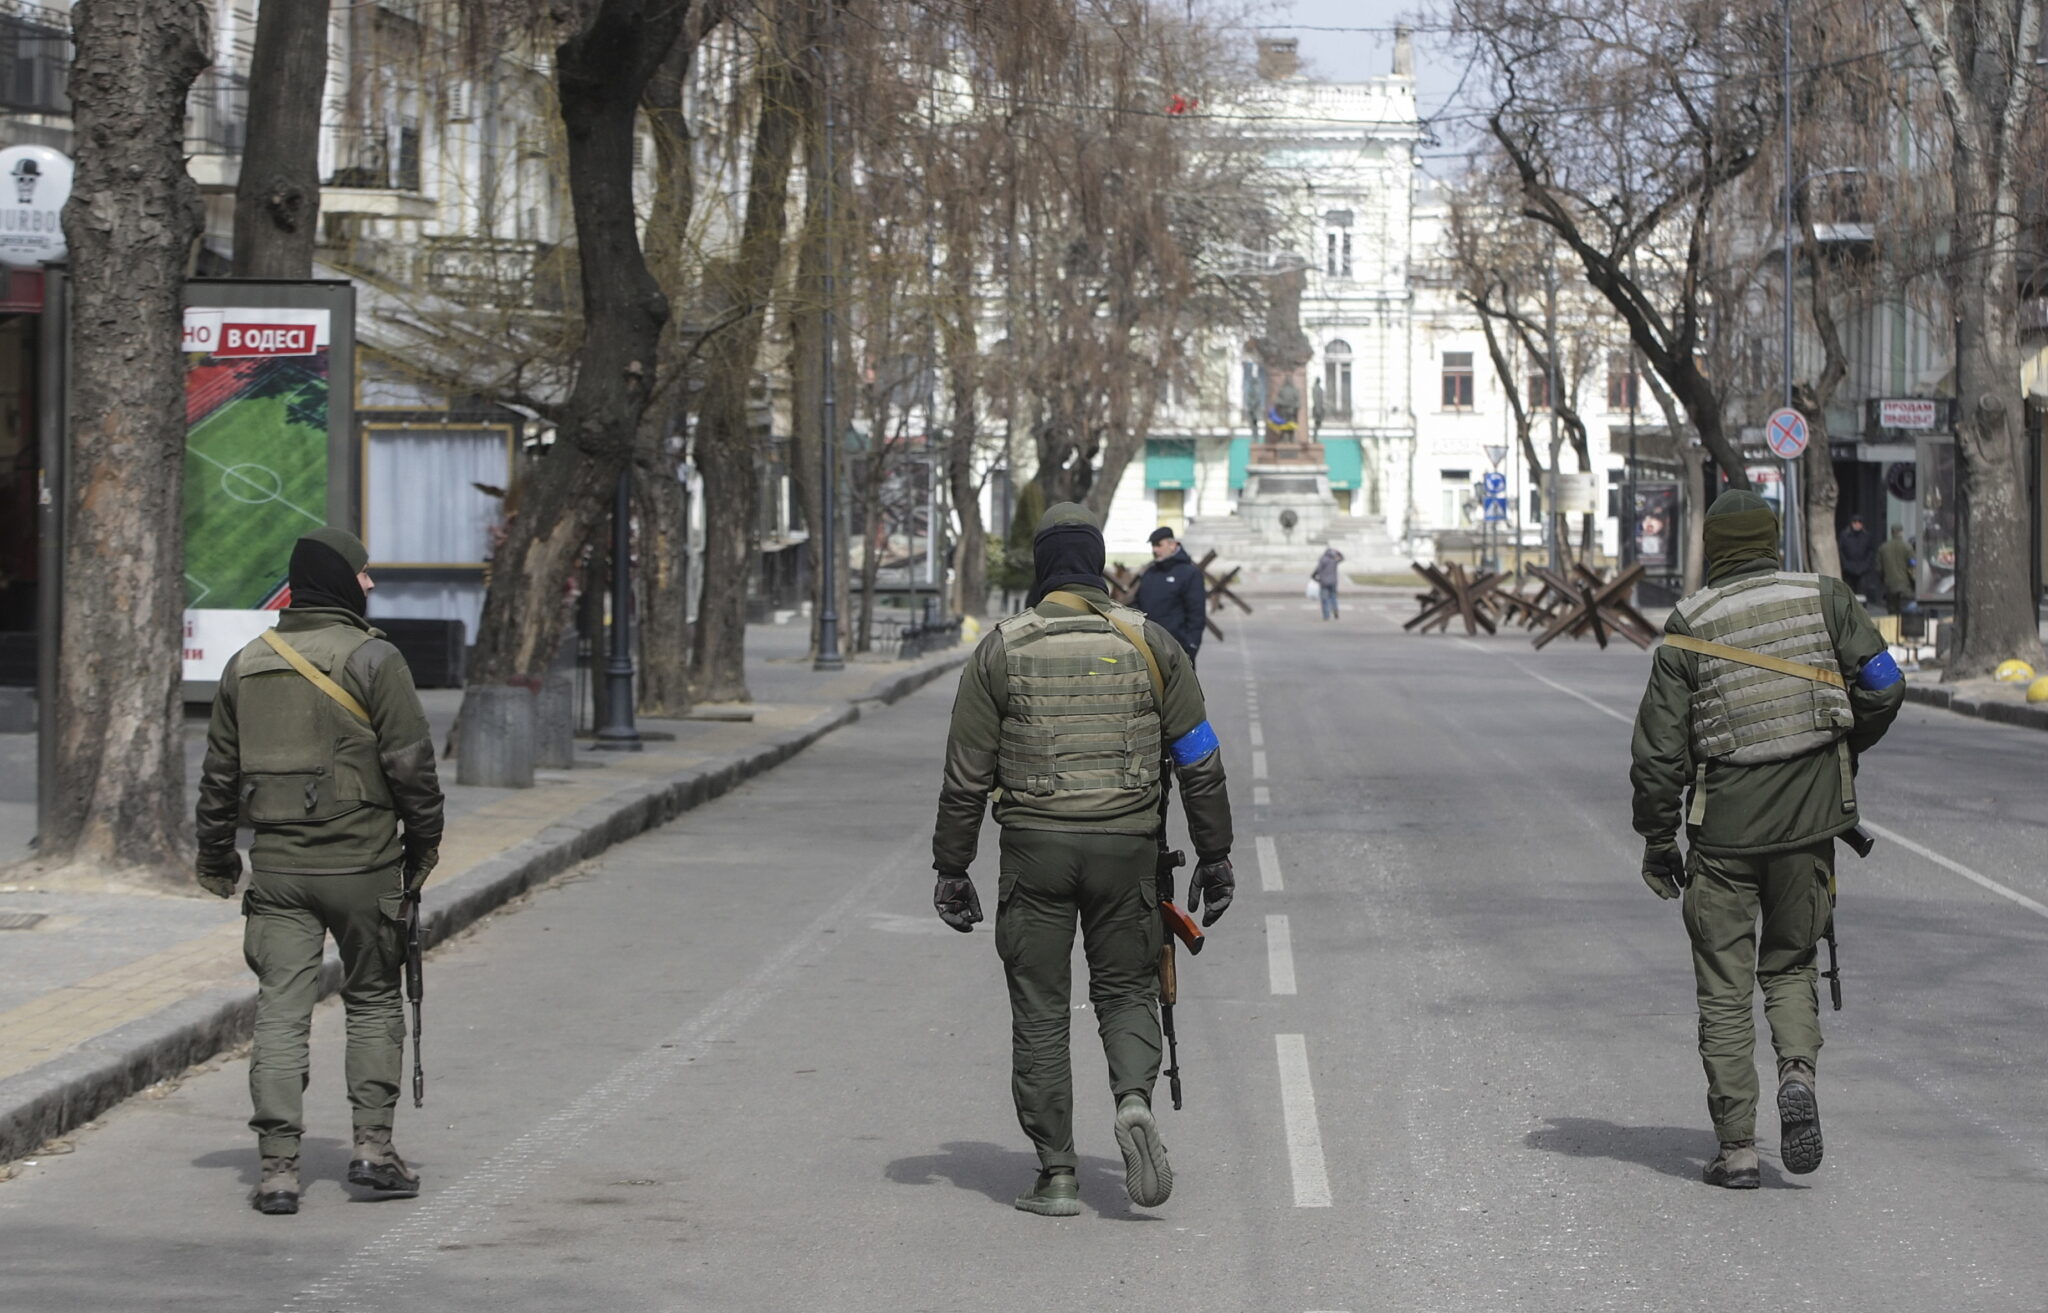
[195,528,444,1216]
[1135,526,1206,663]
[1311,546,1345,620]
[1877,526,1916,616]
[1631,491,1903,1190]
[1836,515,1879,604]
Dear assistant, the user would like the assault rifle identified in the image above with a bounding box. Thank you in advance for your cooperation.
[1823,824,1876,1012]
[1157,844,1204,1110]
[402,874,425,1107]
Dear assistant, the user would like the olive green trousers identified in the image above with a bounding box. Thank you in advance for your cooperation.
[1681,841,1834,1142]
[996,829,1163,1173]
[243,865,407,1157]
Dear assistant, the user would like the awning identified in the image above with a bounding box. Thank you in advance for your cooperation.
[1321,437,1363,490]
[1145,437,1196,490]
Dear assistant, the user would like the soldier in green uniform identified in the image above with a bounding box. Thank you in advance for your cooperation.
[195,528,445,1215]
[1631,490,1904,1188]
[932,503,1234,1216]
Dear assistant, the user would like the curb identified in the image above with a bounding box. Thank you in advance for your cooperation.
[0,647,969,1165]
[1903,682,2048,733]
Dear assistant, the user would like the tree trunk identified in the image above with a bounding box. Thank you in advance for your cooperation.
[231,0,326,278]
[1800,411,1841,579]
[465,2,693,706]
[41,1,211,881]
[633,36,701,715]
[1894,0,2044,677]
[691,0,805,702]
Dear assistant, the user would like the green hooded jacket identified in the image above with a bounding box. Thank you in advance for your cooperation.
[1629,493,1904,856]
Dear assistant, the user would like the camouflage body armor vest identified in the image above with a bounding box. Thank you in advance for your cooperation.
[1675,572,1853,765]
[994,603,1161,815]
[232,624,394,825]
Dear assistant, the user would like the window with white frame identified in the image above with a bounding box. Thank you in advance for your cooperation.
[1323,340,1354,419]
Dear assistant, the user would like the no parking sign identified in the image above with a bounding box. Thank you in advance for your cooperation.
[1765,408,1810,459]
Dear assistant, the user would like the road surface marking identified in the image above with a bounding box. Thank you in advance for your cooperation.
[1267,915,1298,994]
[1254,786,1272,806]
[1256,835,1284,891]
[1250,722,1265,747]
[1276,1034,1332,1206]
[1252,750,1269,779]
[1454,637,1492,655]
[276,828,927,1313]
[1510,660,1633,725]
[1512,660,2048,924]
[1861,821,2048,921]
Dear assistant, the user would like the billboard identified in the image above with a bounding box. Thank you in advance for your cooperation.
[181,284,356,684]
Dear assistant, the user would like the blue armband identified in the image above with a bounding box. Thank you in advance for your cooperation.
[1170,720,1221,766]
[1856,651,1902,691]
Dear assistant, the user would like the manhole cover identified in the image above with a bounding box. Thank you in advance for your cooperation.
[0,912,47,931]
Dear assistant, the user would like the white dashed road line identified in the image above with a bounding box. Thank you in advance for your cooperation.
[1254,786,1272,807]
[1252,750,1269,780]
[1267,914,1298,995]
[1276,1034,1333,1207]
[1861,821,2048,921]
[1256,835,1284,892]
[1250,722,1265,747]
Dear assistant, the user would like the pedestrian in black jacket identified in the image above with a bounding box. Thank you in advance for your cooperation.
[1136,527,1207,662]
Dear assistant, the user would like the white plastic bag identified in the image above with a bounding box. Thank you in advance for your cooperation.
[1305,579,1320,600]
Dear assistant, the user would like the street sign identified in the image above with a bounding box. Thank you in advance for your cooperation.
[1765,407,1809,459]
[1481,471,1508,496]
[1484,444,1507,468]
[1482,495,1508,523]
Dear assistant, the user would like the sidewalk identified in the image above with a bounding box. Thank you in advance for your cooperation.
[0,622,969,1164]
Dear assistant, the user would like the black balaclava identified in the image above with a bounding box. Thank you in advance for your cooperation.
[1027,501,1108,606]
[289,527,370,617]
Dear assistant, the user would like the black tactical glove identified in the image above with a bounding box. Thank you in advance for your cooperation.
[404,844,440,892]
[933,872,984,932]
[1188,855,1235,926]
[196,849,243,900]
[1641,840,1685,900]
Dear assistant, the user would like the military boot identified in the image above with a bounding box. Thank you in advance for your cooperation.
[346,1127,421,1196]
[1702,1140,1760,1190]
[254,1155,300,1214]
[1777,1060,1823,1175]
[1013,1169,1081,1217]
[1113,1092,1173,1208]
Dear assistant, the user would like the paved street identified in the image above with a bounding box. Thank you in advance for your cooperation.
[4,596,2046,1312]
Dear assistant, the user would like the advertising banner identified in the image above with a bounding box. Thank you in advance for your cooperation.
[181,285,355,684]
[1632,483,1679,569]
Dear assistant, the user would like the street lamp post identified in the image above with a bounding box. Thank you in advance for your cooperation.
[1778,0,1805,571]
[813,20,844,674]
[593,466,642,750]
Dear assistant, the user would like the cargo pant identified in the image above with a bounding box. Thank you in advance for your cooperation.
[243,865,408,1157]
[1682,841,1834,1143]
[996,829,1163,1173]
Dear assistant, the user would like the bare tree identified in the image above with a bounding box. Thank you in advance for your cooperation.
[232,0,328,278]
[691,0,808,702]
[1893,0,2046,674]
[461,0,699,712]
[40,0,212,882]
[1457,0,1784,487]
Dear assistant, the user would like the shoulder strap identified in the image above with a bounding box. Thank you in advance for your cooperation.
[1044,590,1165,711]
[1664,632,1845,689]
[259,629,373,723]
